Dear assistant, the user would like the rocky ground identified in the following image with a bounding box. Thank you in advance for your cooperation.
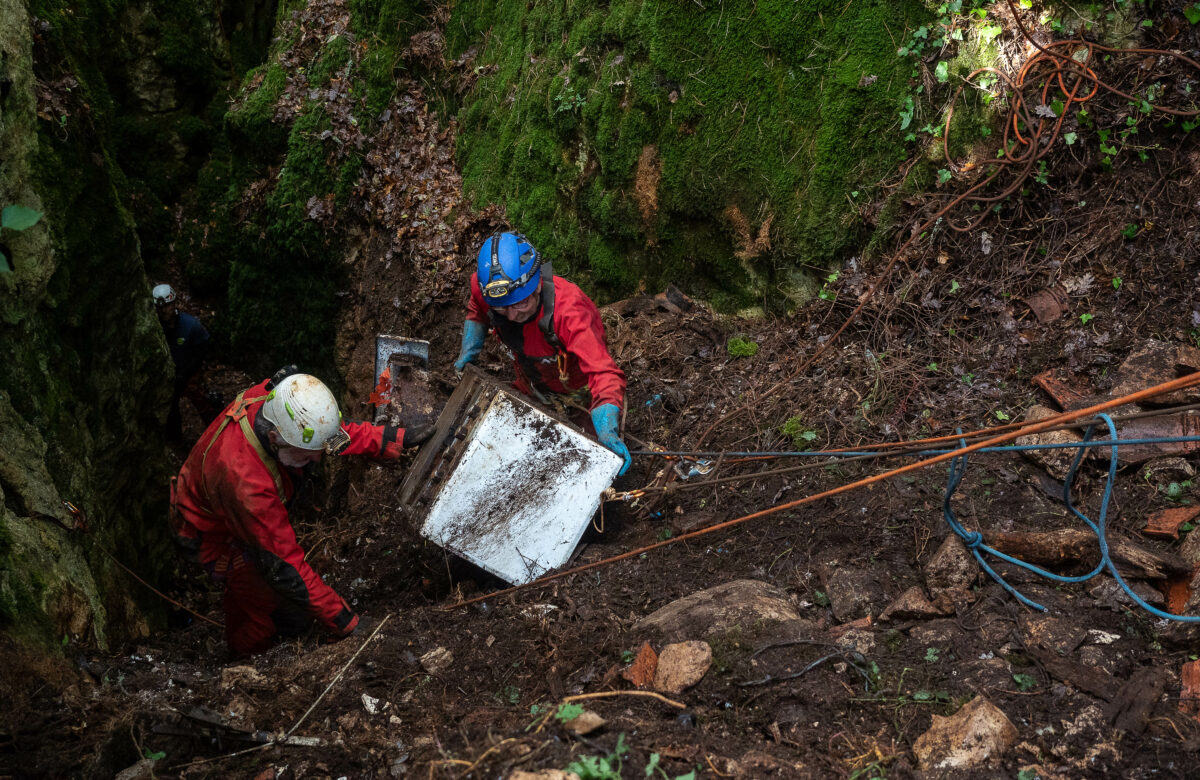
[9,6,1200,780]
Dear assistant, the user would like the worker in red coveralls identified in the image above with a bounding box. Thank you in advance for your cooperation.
[170,368,433,656]
[452,231,631,475]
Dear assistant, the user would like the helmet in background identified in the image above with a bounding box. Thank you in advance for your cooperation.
[151,284,176,307]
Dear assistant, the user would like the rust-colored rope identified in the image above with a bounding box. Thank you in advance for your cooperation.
[441,371,1200,610]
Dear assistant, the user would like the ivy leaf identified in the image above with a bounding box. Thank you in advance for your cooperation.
[1,205,43,232]
[937,168,953,185]
[554,702,585,722]
[935,61,949,83]
[899,96,914,130]
[1187,5,1200,25]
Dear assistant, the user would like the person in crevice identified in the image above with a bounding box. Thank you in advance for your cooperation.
[452,231,631,476]
[153,283,214,442]
[170,367,433,656]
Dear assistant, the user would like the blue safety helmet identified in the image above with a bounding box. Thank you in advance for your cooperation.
[477,232,542,307]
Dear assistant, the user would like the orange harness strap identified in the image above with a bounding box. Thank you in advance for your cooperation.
[199,391,287,506]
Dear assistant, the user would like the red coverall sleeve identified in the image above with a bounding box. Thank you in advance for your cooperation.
[339,421,405,459]
[209,457,357,636]
[466,273,490,325]
[557,293,626,411]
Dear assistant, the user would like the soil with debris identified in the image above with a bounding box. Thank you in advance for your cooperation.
[11,18,1200,780]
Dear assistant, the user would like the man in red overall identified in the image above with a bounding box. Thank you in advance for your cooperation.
[452,231,631,475]
[171,369,431,656]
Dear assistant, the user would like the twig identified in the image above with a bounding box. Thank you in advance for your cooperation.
[706,754,735,777]
[288,614,391,736]
[173,616,391,772]
[532,690,686,733]
[455,737,520,779]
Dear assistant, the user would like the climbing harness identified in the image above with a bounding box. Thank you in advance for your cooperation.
[201,390,287,504]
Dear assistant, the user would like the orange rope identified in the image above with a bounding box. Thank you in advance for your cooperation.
[441,371,1200,610]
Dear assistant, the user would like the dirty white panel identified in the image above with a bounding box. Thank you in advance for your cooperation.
[419,392,621,585]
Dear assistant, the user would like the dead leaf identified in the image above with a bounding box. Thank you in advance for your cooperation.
[621,641,658,688]
[1142,507,1200,540]
[1179,660,1200,722]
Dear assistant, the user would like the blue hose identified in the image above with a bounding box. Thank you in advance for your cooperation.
[941,414,1200,621]
[630,427,1200,620]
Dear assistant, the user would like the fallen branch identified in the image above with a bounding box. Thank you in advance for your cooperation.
[985,529,1190,580]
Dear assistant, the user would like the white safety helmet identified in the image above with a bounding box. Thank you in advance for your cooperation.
[151,283,176,306]
[261,374,347,451]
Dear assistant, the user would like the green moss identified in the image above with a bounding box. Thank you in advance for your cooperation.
[707,626,747,676]
[445,0,937,308]
[586,235,634,289]
[227,62,290,160]
[726,337,759,358]
[225,0,282,78]
[0,0,179,650]
[780,414,818,449]
[347,0,428,117]
[222,104,346,374]
[308,34,352,84]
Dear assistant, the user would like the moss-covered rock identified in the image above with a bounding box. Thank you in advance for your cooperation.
[445,0,936,308]
[0,0,177,652]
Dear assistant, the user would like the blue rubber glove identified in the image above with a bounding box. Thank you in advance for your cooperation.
[454,320,487,376]
[591,403,631,477]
